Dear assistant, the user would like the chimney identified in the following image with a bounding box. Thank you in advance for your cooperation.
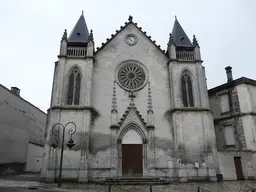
[225,66,233,82]
[11,87,20,96]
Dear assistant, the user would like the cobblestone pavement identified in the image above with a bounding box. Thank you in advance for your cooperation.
[1,174,256,192]
[52,181,256,192]
[0,187,57,192]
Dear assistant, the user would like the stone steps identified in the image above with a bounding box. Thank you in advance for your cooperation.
[97,177,170,185]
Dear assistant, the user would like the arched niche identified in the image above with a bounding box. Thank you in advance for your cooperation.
[122,129,142,144]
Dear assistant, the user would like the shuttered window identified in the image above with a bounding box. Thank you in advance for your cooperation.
[220,94,230,113]
[224,126,235,146]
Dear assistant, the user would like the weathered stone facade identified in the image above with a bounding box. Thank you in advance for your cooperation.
[41,14,255,183]
[209,74,256,180]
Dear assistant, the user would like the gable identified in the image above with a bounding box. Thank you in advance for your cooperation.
[118,104,147,130]
[95,20,167,57]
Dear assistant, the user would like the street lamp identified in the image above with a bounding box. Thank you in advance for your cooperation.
[51,122,76,188]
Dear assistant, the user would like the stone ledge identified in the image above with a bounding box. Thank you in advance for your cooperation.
[110,125,119,130]
[50,105,100,117]
[214,112,256,122]
[170,108,211,113]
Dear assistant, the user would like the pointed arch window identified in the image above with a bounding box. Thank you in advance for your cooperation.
[67,67,81,105]
[181,72,194,107]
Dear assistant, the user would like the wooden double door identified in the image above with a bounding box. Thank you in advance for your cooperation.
[122,144,143,177]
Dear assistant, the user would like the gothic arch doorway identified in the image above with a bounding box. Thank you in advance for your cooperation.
[117,123,147,177]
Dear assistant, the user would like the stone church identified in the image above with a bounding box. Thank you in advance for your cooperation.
[41,13,256,182]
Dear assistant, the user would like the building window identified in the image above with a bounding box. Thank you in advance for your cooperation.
[223,125,235,146]
[67,67,81,105]
[219,94,230,113]
[181,72,194,107]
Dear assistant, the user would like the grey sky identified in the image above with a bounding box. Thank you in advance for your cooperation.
[0,0,255,112]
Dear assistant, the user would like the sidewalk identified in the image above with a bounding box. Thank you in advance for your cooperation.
[1,173,256,192]
[0,174,109,192]
[0,173,57,191]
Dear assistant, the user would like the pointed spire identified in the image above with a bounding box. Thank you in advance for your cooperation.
[147,81,153,113]
[61,29,67,41]
[88,29,94,41]
[111,81,117,113]
[68,13,89,45]
[171,16,193,47]
[193,34,199,47]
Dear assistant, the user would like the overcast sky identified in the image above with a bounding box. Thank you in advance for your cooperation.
[0,0,255,112]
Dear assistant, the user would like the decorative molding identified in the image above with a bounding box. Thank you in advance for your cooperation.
[95,16,166,55]
[29,141,44,147]
[214,112,256,122]
[146,125,155,130]
[117,138,122,144]
[110,125,119,130]
[118,122,147,143]
[217,149,253,152]
[51,105,100,120]
[117,103,147,128]
[142,138,148,144]
[111,80,117,113]
[115,60,149,92]
[168,58,203,63]
[147,81,153,113]
[170,107,211,113]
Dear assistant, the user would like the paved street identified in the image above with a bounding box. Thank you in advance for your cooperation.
[0,187,56,192]
[1,173,256,191]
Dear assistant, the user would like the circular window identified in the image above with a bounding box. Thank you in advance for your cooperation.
[115,61,148,92]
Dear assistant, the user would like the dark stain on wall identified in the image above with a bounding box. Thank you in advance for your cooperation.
[176,141,214,165]
[154,137,174,156]
[89,132,112,155]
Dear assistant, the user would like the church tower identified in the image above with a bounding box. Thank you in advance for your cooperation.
[167,17,218,181]
[41,13,220,183]
[41,12,95,182]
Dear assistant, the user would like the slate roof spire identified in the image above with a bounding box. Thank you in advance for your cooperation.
[172,16,193,48]
[68,11,89,45]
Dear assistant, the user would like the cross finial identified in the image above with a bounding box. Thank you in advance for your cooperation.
[62,29,67,40]
[128,15,133,22]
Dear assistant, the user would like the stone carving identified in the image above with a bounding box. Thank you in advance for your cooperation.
[116,61,147,91]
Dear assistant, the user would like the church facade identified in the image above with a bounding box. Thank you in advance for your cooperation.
[40,13,256,182]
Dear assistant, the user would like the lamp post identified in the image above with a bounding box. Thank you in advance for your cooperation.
[51,122,76,188]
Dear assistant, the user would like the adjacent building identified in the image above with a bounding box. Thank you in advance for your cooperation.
[40,13,256,182]
[209,68,256,180]
[0,85,46,174]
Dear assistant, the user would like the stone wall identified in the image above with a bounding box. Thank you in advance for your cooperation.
[0,85,46,174]
[25,143,44,172]
[218,151,256,180]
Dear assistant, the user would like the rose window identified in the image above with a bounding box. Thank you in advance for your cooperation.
[116,62,147,91]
